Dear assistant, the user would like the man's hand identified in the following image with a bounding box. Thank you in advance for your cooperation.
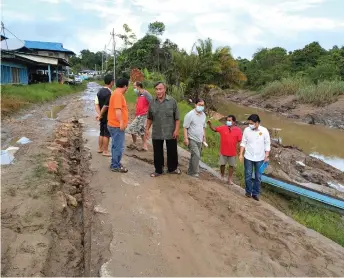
[207,120,211,125]
[119,121,125,131]
[173,129,179,139]
[264,155,269,162]
[144,129,150,141]
[184,138,189,146]
[239,154,244,163]
[96,115,100,121]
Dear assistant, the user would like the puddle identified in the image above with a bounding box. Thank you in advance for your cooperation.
[1,150,15,165]
[45,105,66,119]
[18,113,33,120]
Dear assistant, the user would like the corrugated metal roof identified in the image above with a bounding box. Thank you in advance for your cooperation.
[24,40,74,54]
[15,53,58,65]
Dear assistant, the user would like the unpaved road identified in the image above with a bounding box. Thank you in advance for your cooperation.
[2,82,344,277]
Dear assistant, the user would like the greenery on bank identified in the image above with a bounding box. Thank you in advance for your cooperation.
[121,85,344,247]
[1,82,86,115]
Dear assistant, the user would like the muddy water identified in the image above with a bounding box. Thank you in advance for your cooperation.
[218,102,344,171]
[45,104,66,119]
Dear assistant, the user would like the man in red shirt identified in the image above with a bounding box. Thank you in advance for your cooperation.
[127,82,152,151]
[208,115,242,185]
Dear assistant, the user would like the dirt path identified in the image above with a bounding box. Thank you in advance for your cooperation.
[82,84,344,276]
[2,82,344,277]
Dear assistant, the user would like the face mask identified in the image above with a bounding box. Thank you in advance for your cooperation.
[134,88,139,93]
[249,124,256,130]
[196,106,204,112]
[226,121,232,127]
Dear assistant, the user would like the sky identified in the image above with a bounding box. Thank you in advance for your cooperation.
[1,0,344,59]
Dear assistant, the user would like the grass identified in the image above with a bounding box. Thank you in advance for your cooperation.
[1,82,87,116]
[122,84,344,247]
[261,78,344,105]
[297,80,344,106]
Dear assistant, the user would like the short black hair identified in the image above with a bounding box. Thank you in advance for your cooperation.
[154,81,166,88]
[227,114,236,122]
[104,74,114,85]
[116,78,129,88]
[135,81,143,88]
[195,98,205,105]
[247,114,260,123]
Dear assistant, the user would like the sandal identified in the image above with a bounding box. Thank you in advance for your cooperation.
[111,166,128,173]
[150,172,162,177]
[102,152,111,157]
[169,168,181,175]
[127,143,137,150]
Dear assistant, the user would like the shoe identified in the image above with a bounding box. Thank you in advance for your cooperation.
[245,193,251,198]
[252,195,259,201]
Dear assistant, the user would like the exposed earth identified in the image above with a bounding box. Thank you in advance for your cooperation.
[221,90,344,130]
[1,82,344,277]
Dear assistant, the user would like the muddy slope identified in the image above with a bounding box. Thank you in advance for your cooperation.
[221,90,344,129]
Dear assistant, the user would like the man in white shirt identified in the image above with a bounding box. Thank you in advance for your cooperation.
[239,114,271,201]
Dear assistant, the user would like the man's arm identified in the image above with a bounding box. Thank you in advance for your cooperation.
[207,120,217,132]
[173,101,180,138]
[95,95,101,117]
[144,91,153,103]
[239,129,248,161]
[264,129,271,161]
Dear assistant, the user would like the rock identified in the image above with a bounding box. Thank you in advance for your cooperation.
[66,194,78,207]
[56,191,67,212]
[74,193,82,203]
[265,103,274,109]
[45,161,58,173]
[69,186,78,195]
[78,119,85,124]
[55,138,69,147]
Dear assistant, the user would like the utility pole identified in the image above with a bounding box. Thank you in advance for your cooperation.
[110,28,116,82]
[101,44,106,76]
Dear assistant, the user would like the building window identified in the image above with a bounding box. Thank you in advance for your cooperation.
[48,52,54,56]
[12,67,20,83]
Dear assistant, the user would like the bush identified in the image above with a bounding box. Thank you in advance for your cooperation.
[261,77,310,97]
[296,80,344,106]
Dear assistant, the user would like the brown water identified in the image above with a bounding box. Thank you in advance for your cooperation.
[45,105,66,119]
[218,102,344,171]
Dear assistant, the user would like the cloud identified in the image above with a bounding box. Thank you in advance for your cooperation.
[2,0,344,58]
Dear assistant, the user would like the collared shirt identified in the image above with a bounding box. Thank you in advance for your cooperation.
[240,125,271,162]
[183,109,206,143]
[215,125,242,156]
[147,95,180,140]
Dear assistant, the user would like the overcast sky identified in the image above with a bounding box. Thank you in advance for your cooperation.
[2,0,344,59]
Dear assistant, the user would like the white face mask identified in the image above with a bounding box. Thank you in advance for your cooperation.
[196,106,204,112]
[249,124,255,130]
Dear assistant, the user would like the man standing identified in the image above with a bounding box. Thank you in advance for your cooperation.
[107,78,129,173]
[239,114,271,201]
[183,99,206,178]
[145,82,181,177]
[208,115,242,185]
[127,81,152,151]
[95,74,114,157]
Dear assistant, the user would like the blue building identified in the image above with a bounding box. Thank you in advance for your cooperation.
[1,40,74,85]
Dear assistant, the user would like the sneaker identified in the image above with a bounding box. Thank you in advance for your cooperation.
[252,195,260,201]
[245,193,252,198]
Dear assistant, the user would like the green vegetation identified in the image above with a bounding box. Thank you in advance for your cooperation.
[237,43,344,105]
[1,82,86,115]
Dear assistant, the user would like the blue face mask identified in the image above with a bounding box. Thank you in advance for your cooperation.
[196,106,204,112]
[226,121,232,127]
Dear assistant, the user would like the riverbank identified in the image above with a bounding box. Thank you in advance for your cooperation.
[124,85,344,246]
[1,82,87,116]
[221,89,344,129]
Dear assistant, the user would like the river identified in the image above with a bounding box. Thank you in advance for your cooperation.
[218,102,344,172]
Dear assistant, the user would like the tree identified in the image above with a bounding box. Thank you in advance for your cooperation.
[148,21,165,36]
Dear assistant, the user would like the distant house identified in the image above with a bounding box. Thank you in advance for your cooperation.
[1,39,75,85]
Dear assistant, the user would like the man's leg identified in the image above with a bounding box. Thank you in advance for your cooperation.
[166,139,178,172]
[102,123,111,156]
[188,139,201,176]
[252,160,264,199]
[98,122,104,152]
[244,158,254,197]
[131,134,137,144]
[152,139,164,174]
[107,126,122,169]
[227,156,237,185]
[219,155,227,180]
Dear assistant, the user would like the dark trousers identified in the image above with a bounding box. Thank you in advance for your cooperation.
[152,139,178,174]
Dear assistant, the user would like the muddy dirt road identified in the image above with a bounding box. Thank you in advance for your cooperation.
[2,82,344,277]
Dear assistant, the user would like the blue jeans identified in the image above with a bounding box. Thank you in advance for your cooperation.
[107,126,125,169]
[244,158,264,197]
